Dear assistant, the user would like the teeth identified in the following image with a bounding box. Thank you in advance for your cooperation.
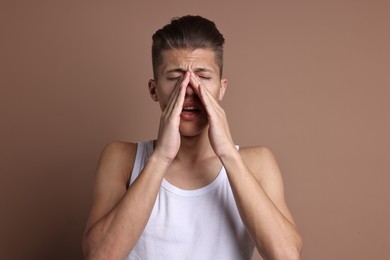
[184,106,196,110]
[182,106,199,115]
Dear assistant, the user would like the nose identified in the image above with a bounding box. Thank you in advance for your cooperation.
[185,85,195,96]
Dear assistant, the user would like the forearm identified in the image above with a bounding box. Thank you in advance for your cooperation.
[220,150,302,260]
[83,154,169,259]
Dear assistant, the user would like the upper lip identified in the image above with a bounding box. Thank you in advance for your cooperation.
[182,102,205,113]
[183,101,200,110]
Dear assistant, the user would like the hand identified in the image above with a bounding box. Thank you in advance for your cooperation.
[189,72,236,158]
[154,72,190,163]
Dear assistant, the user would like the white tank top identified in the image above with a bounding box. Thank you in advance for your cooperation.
[126,140,255,260]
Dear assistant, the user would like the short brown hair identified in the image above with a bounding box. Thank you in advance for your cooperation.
[152,15,225,79]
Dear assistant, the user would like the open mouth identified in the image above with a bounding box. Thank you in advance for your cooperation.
[181,106,200,114]
[180,102,202,120]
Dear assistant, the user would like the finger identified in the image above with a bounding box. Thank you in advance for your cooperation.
[190,75,216,108]
[188,72,215,111]
[165,77,185,110]
[172,72,190,116]
[188,71,202,96]
[189,72,223,116]
[198,83,217,112]
[199,83,231,133]
[164,72,190,114]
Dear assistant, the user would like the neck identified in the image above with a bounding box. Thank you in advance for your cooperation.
[176,130,215,163]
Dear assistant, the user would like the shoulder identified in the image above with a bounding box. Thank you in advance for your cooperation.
[96,141,138,185]
[84,141,139,234]
[100,140,137,158]
[239,146,278,173]
[99,140,137,167]
[239,146,284,196]
[238,146,298,229]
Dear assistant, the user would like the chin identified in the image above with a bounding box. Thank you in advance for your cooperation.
[179,122,208,138]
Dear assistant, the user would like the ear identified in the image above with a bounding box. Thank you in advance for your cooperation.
[218,78,228,101]
[148,79,159,102]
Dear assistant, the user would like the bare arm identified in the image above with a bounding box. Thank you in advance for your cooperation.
[83,72,190,259]
[190,72,302,259]
[222,146,303,260]
[82,141,170,259]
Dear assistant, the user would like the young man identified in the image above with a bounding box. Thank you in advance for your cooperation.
[83,15,302,260]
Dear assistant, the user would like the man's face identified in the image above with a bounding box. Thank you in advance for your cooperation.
[149,48,227,136]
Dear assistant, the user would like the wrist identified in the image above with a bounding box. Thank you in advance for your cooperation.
[218,144,241,163]
[219,147,247,176]
[149,150,174,167]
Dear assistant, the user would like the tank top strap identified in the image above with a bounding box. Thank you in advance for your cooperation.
[129,140,154,185]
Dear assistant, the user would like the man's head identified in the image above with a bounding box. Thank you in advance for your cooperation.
[151,15,225,80]
[148,16,228,137]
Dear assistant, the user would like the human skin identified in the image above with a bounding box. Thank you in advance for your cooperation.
[82,48,302,260]
[148,48,229,162]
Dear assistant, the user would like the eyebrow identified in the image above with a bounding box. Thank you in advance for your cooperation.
[194,68,213,73]
[165,67,214,74]
[165,68,186,74]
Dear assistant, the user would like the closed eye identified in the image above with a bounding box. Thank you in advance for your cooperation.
[167,77,181,81]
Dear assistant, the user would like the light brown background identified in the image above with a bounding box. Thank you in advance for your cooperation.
[1,1,389,259]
